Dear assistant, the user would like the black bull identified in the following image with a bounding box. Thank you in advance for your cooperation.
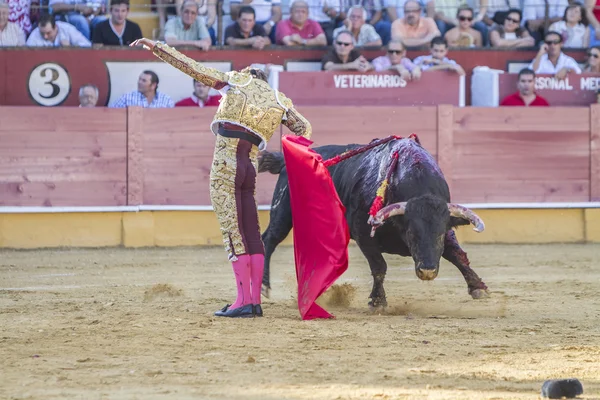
[257,138,489,308]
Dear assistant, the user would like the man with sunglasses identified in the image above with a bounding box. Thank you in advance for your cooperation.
[500,68,550,106]
[322,30,373,71]
[528,31,582,80]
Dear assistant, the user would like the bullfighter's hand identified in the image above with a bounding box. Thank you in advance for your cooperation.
[130,38,157,51]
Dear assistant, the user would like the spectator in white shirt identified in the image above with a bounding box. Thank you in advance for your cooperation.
[528,30,582,79]
[548,3,590,48]
[26,13,91,47]
[0,1,26,46]
[333,5,382,46]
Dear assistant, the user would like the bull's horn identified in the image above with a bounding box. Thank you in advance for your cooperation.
[448,204,485,232]
[368,202,407,226]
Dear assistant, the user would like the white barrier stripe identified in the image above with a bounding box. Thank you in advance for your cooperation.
[0,203,599,213]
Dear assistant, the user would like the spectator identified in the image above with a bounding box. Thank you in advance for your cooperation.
[92,0,142,46]
[0,1,26,46]
[110,70,175,108]
[275,0,327,46]
[175,79,221,107]
[322,29,374,71]
[444,6,483,47]
[479,0,520,28]
[522,0,569,43]
[225,5,271,49]
[489,8,535,48]
[390,0,441,47]
[500,68,550,106]
[528,30,582,79]
[174,0,217,44]
[26,13,91,47]
[432,0,489,45]
[386,0,434,23]
[347,0,390,44]
[230,0,281,43]
[7,0,32,35]
[79,84,99,107]
[585,0,600,46]
[583,45,600,71]
[371,38,421,80]
[333,5,382,46]
[306,0,344,44]
[164,0,211,50]
[48,0,105,40]
[549,3,590,48]
[413,36,465,75]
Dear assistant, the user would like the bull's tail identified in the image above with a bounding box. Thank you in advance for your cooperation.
[258,151,285,174]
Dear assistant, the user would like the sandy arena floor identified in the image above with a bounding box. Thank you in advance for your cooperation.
[1,243,599,400]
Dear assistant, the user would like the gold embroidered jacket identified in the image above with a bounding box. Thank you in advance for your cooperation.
[152,42,312,150]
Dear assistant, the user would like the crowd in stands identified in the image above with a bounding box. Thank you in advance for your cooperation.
[1,0,600,107]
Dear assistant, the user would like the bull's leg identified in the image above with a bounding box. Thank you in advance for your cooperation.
[442,230,489,299]
[260,199,293,298]
[358,246,389,309]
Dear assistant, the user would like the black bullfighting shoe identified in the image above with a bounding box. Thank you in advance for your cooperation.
[253,304,263,317]
[214,304,254,318]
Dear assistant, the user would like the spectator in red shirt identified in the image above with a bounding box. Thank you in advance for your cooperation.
[500,68,550,107]
[275,0,327,46]
[175,79,221,107]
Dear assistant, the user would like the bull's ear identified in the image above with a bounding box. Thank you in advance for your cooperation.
[449,216,470,228]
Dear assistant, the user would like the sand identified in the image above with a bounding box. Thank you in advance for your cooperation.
[1,243,599,399]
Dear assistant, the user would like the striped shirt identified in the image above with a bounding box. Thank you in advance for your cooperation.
[0,22,26,46]
[110,91,175,108]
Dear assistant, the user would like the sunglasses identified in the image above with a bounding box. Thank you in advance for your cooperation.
[588,52,599,58]
[336,41,352,46]
[545,39,561,45]
[505,17,520,23]
[458,15,473,21]
[388,49,404,54]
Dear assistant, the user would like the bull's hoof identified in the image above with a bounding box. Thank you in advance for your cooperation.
[368,299,387,314]
[261,284,271,299]
[470,288,490,299]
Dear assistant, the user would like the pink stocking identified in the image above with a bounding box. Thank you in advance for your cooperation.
[230,254,252,309]
[250,254,265,305]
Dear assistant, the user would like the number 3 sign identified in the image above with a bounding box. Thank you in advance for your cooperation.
[28,63,72,106]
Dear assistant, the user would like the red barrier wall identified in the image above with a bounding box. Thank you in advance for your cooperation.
[0,105,598,207]
[0,47,587,107]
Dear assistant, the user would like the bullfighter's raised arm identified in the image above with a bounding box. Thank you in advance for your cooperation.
[283,107,312,140]
[130,39,228,90]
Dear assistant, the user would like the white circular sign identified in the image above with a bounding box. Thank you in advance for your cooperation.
[28,63,71,106]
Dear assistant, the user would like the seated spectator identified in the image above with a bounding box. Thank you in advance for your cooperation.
[92,0,142,46]
[489,8,535,48]
[583,45,600,71]
[175,79,221,107]
[275,0,327,46]
[308,0,345,45]
[229,0,281,43]
[413,36,465,75]
[432,0,488,45]
[444,6,483,47]
[333,5,382,47]
[225,5,271,49]
[522,0,569,43]
[110,70,175,108]
[174,0,218,44]
[391,0,441,48]
[164,0,211,50]
[48,0,106,40]
[549,3,590,48]
[7,0,32,36]
[500,68,550,106]
[26,13,91,47]
[322,29,374,71]
[79,84,99,107]
[372,38,421,80]
[347,0,390,45]
[0,1,26,46]
[528,30,582,79]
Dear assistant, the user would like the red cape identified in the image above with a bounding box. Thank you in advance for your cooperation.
[281,135,350,320]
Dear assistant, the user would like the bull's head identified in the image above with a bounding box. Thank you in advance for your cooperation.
[368,195,484,281]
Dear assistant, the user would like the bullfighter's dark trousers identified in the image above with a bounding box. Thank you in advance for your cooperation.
[209,128,265,262]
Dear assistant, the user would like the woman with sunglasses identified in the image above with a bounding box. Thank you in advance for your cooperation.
[549,3,590,48]
[584,46,600,71]
[489,8,535,48]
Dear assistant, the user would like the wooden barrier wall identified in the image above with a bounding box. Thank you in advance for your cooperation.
[0,105,599,207]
